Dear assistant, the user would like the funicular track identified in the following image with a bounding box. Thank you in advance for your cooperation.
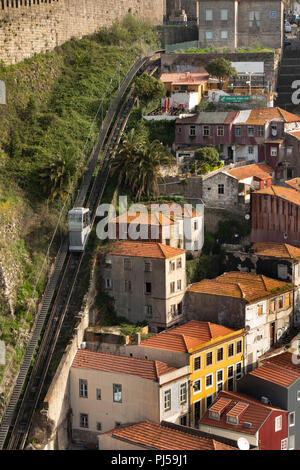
[0,51,162,450]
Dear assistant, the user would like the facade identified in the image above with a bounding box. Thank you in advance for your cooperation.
[186,272,294,371]
[70,350,190,443]
[123,320,246,426]
[98,420,236,450]
[196,0,284,49]
[250,185,300,247]
[199,390,289,450]
[101,241,186,332]
[202,163,274,210]
[160,71,209,111]
[108,204,204,252]
[175,107,300,168]
[238,352,300,450]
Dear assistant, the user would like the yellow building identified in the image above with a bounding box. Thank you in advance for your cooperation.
[136,320,246,428]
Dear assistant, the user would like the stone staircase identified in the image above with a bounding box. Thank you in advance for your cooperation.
[275,40,300,114]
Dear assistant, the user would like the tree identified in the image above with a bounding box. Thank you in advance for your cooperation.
[205,58,237,89]
[193,147,222,175]
[39,154,78,201]
[135,74,166,101]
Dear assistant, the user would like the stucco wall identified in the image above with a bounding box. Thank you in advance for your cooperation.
[0,0,165,65]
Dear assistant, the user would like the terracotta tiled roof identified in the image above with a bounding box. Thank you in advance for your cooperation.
[245,107,300,125]
[188,271,292,303]
[107,241,186,259]
[103,421,235,450]
[253,185,300,206]
[252,242,300,259]
[285,178,300,191]
[72,350,176,382]
[200,390,284,435]
[160,72,209,86]
[287,129,300,140]
[111,211,176,226]
[140,320,238,352]
[250,352,300,387]
[226,163,273,181]
[144,203,199,219]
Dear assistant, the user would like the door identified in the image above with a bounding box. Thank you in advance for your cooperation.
[194,400,201,428]
[270,322,275,347]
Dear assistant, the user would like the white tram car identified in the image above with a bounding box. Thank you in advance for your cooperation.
[68,207,91,252]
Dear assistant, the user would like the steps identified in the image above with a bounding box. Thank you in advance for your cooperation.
[275,42,300,113]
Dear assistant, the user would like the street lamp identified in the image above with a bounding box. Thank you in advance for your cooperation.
[246,72,253,95]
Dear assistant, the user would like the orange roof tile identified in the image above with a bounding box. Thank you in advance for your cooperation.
[253,185,300,206]
[252,242,300,259]
[285,178,300,191]
[111,211,176,226]
[160,72,209,86]
[188,271,292,303]
[200,390,285,435]
[140,320,239,352]
[103,421,235,450]
[226,163,273,181]
[106,241,186,259]
[250,352,300,387]
[245,107,300,125]
[288,129,300,140]
[72,350,176,382]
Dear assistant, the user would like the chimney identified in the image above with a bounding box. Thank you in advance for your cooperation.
[136,332,141,345]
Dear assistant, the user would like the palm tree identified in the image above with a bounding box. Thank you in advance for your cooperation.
[40,154,78,202]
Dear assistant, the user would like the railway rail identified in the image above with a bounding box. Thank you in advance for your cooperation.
[0,50,162,450]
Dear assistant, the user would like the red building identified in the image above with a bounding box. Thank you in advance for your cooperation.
[251,185,300,247]
[199,390,288,450]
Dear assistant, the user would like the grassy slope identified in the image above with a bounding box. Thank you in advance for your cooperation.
[0,15,161,392]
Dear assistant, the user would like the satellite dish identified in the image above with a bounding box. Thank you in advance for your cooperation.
[283,233,288,240]
[237,437,250,450]
[245,214,250,220]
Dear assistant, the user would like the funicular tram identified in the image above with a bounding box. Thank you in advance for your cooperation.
[68,207,91,252]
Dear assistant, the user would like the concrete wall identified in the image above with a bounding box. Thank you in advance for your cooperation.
[159,24,199,47]
[0,0,165,65]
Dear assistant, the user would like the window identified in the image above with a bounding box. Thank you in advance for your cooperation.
[203,125,210,136]
[170,281,175,294]
[206,351,213,367]
[217,125,224,136]
[217,347,223,362]
[206,31,213,39]
[248,146,254,154]
[278,264,288,280]
[271,124,277,136]
[257,304,263,316]
[236,362,243,380]
[189,125,196,136]
[144,305,152,318]
[248,126,254,136]
[205,9,213,20]
[115,422,121,428]
[216,369,224,394]
[227,415,238,425]
[180,383,187,404]
[177,279,182,291]
[258,126,264,137]
[275,415,282,432]
[169,261,176,272]
[96,388,101,400]
[194,356,201,371]
[285,293,291,308]
[249,10,260,27]
[194,400,201,424]
[193,379,201,394]
[236,340,242,354]
[227,365,234,391]
[80,413,88,428]
[221,9,228,20]
[105,278,112,289]
[180,415,187,426]
[218,184,224,195]
[145,260,152,272]
[178,127,182,134]
[235,127,241,136]
[124,258,131,270]
[221,31,228,40]
[145,282,152,294]
[278,296,283,309]
[205,373,213,389]
[270,300,276,313]
[124,280,132,292]
[297,390,300,401]
[164,389,171,411]
[194,221,198,231]
[206,394,214,410]
[289,435,295,450]
[228,343,234,357]
[79,379,88,398]
[289,412,295,427]
[281,438,288,450]
[96,422,102,431]
[113,384,122,403]
[170,304,176,316]
[271,147,278,156]
[177,257,182,269]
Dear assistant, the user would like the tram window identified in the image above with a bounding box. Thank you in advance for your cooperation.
[69,214,82,223]
[83,212,90,227]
